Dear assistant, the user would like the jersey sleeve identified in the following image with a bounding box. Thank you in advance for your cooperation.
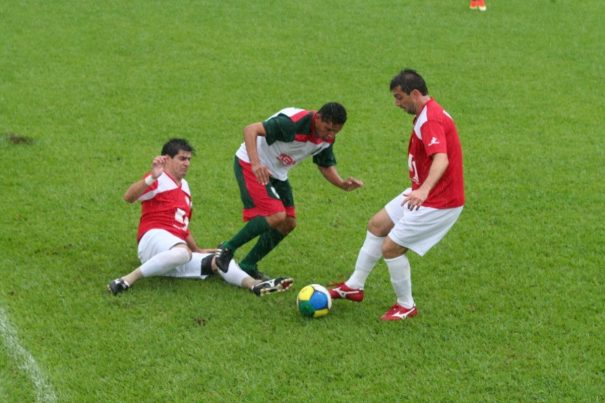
[313,144,337,167]
[262,114,296,145]
[420,121,448,156]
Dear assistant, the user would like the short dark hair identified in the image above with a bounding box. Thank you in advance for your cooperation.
[161,138,195,157]
[389,69,429,95]
[318,102,347,125]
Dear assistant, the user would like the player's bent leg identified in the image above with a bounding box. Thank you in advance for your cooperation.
[216,216,273,273]
[239,226,289,280]
[330,209,394,299]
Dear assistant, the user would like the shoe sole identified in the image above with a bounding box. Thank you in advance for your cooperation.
[331,294,364,302]
[258,278,294,296]
[329,290,364,302]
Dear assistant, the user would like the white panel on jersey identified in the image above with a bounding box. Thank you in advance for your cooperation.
[413,106,429,140]
[267,107,305,120]
[139,174,189,201]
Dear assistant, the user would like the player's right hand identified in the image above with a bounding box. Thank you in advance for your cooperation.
[252,163,271,185]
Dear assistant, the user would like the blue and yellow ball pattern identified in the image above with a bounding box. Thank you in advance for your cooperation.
[296,284,332,318]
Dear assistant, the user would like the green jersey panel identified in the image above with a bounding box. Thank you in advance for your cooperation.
[263,113,314,145]
[263,115,296,145]
[313,144,337,167]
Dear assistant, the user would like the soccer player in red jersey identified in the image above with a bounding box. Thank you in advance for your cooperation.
[470,0,487,11]
[215,103,363,280]
[330,70,465,320]
[107,138,292,296]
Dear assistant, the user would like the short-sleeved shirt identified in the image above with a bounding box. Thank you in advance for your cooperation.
[136,172,192,242]
[408,99,464,208]
[235,107,337,181]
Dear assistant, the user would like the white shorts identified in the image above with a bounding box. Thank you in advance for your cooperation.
[384,189,463,256]
[137,229,211,279]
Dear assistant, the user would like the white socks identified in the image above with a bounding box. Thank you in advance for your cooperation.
[384,254,415,308]
[139,247,191,277]
[217,260,250,287]
[346,231,384,289]
[346,230,415,308]
[139,249,251,289]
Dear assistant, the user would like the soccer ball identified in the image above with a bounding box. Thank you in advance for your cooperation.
[296,284,332,318]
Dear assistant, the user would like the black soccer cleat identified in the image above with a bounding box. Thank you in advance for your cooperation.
[214,243,234,273]
[108,278,130,295]
[251,277,294,297]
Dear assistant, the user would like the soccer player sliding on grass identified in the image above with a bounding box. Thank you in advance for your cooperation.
[107,138,292,296]
[330,69,465,320]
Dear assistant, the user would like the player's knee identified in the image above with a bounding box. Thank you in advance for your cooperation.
[282,217,296,234]
[381,243,397,259]
[381,238,406,259]
[367,219,387,237]
[171,246,192,265]
[266,212,287,228]
[367,211,393,237]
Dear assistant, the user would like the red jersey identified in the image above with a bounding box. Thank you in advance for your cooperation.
[408,99,464,208]
[136,173,192,242]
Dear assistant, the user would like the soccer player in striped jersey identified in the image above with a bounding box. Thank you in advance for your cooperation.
[330,69,465,320]
[107,138,292,296]
[215,103,363,279]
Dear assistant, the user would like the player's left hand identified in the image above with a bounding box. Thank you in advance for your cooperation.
[403,188,429,210]
[341,177,364,191]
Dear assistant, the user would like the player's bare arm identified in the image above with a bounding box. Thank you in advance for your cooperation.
[318,165,364,191]
[404,153,448,210]
[123,155,168,203]
[243,122,272,185]
[183,233,217,254]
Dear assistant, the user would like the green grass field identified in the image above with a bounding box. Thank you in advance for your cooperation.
[1,0,604,401]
